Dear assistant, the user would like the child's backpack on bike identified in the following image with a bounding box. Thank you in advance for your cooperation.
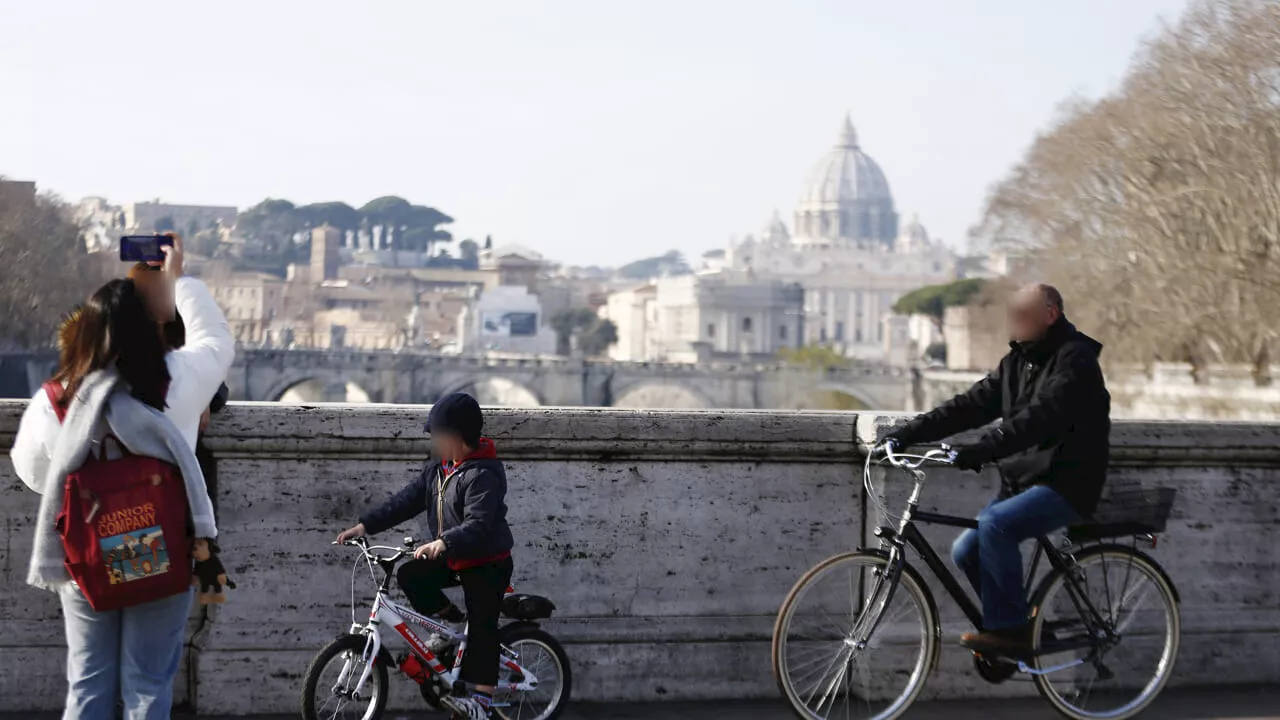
[44,381,194,611]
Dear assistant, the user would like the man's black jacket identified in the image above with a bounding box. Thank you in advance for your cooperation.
[892,318,1111,515]
[361,447,514,562]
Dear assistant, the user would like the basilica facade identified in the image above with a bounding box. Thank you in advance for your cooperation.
[724,115,957,360]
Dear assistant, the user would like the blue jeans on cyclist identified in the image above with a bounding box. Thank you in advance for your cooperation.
[951,485,1080,645]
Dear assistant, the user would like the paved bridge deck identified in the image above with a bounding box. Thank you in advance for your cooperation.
[10,685,1276,719]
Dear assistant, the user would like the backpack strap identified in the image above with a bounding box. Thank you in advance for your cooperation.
[42,381,67,424]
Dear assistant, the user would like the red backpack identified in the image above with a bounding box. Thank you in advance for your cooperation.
[44,382,193,611]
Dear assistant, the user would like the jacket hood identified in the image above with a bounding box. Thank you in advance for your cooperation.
[442,437,498,473]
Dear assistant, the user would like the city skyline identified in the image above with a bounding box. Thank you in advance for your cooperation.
[3,0,1191,267]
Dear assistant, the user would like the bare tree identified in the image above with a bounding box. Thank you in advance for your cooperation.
[972,0,1280,378]
[0,185,112,349]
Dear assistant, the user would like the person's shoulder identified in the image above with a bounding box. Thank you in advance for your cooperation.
[29,383,56,406]
[1059,333,1102,359]
[1055,334,1104,373]
[464,458,507,481]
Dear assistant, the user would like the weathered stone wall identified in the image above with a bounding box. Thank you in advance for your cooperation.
[1,403,1277,714]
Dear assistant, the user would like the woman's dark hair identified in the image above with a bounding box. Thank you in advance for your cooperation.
[53,279,171,412]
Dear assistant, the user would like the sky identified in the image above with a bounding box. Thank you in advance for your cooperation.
[1,0,1192,267]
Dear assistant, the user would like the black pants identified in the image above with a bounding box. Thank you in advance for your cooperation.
[396,556,513,686]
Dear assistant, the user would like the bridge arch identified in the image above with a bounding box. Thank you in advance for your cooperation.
[788,383,879,411]
[265,372,374,404]
[438,377,543,407]
[610,381,714,409]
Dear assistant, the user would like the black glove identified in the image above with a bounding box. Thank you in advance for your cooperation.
[952,444,995,472]
[879,427,915,451]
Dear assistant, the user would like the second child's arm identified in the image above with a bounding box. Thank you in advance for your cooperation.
[358,462,431,536]
[440,469,503,556]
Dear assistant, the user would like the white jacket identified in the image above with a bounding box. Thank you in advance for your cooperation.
[11,277,234,493]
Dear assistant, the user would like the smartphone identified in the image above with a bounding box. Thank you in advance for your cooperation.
[119,235,174,263]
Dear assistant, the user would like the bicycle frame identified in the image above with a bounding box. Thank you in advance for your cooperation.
[340,542,539,701]
[868,446,1117,659]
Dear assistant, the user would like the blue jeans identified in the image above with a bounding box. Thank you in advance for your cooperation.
[59,585,193,720]
[951,485,1080,631]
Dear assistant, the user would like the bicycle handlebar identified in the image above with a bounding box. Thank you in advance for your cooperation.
[878,441,957,469]
[332,535,415,562]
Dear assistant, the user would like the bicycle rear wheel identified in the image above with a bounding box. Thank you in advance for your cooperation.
[1030,546,1180,719]
[495,625,572,720]
[772,551,938,720]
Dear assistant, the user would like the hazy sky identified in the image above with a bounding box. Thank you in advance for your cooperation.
[2,0,1191,267]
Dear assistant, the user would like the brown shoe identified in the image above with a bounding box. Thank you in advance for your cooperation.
[959,624,1033,658]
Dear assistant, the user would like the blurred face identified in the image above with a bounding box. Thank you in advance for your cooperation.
[129,267,176,323]
[430,430,467,461]
[1007,286,1061,343]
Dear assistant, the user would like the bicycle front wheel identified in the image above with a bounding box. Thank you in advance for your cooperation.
[1030,546,1180,720]
[301,633,389,720]
[772,551,938,720]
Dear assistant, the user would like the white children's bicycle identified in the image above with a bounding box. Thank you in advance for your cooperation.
[301,537,571,720]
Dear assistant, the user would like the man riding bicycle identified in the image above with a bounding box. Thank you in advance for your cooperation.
[882,284,1110,657]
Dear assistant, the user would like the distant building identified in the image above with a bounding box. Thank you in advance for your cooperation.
[604,283,659,362]
[944,303,1007,371]
[721,115,958,362]
[603,270,804,363]
[480,245,544,290]
[73,197,129,253]
[0,180,37,203]
[123,201,237,235]
[310,225,342,283]
[203,265,286,345]
[456,286,556,356]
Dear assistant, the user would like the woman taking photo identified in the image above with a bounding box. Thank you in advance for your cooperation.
[10,236,234,720]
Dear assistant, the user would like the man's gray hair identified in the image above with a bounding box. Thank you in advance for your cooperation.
[1038,284,1064,312]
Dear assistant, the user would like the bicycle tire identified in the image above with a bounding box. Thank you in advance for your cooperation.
[301,634,390,720]
[1029,545,1180,720]
[496,625,573,720]
[772,551,940,720]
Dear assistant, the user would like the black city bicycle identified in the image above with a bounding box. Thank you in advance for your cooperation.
[772,443,1180,720]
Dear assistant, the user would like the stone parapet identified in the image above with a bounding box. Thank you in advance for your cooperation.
[1,403,1277,713]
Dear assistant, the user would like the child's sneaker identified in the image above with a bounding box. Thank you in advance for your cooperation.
[447,695,494,719]
[425,619,464,655]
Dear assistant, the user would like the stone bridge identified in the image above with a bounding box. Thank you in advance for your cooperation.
[225,348,910,409]
[0,349,909,409]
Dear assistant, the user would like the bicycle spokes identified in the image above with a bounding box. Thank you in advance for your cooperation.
[1033,549,1179,719]
[775,553,936,720]
[313,648,382,720]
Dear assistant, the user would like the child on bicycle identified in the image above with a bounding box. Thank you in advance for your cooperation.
[336,393,513,720]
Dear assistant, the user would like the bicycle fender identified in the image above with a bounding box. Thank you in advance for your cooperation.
[857,547,944,673]
[498,620,542,637]
[1028,543,1181,608]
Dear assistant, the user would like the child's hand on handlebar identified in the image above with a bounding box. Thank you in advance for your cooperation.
[336,523,367,544]
[414,539,446,560]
